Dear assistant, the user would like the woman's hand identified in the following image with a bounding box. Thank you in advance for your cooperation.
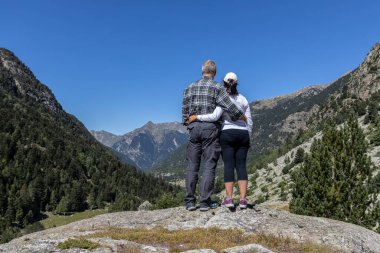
[239,115,247,122]
[188,115,198,123]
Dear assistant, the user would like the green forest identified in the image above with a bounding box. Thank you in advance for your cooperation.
[0,50,180,242]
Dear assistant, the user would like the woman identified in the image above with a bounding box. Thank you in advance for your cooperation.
[189,72,252,209]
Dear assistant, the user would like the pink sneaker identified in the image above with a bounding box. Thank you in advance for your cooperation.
[239,198,248,209]
[221,198,234,208]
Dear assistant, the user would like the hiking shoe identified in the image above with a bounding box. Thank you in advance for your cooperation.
[199,199,219,212]
[239,198,248,209]
[186,201,196,211]
[221,198,234,208]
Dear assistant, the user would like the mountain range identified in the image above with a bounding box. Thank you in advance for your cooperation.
[91,121,188,170]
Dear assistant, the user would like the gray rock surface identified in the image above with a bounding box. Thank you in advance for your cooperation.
[138,200,152,211]
[89,238,168,253]
[223,244,273,253]
[1,206,380,253]
[182,250,216,253]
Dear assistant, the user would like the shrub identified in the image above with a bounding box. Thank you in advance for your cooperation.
[261,186,268,193]
[151,193,182,210]
[282,163,294,174]
[255,195,266,204]
[57,239,100,250]
[250,172,259,190]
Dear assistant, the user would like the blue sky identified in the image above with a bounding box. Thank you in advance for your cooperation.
[1,1,380,134]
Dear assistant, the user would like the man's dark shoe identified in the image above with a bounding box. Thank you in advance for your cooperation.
[199,202,210,212]
[199,199,219,212]
[186,202,196,211]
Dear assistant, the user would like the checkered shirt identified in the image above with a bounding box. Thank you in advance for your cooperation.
[182,77,243,125]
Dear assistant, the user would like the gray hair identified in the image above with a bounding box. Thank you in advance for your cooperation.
[201,60,217,75]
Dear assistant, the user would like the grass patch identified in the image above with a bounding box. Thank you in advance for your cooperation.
[86,227,339,253]
[40,209,107,229]
[57,238,100,250]
[263,202,290,212]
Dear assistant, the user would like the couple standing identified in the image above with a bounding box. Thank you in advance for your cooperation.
[182,60,253,211]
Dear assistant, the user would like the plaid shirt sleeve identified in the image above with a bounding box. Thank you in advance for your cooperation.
[216,86,243,120]
[182,87,190,125]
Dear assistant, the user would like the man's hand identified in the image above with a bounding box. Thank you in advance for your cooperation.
[188,115,198,123]
[239,115,247,122]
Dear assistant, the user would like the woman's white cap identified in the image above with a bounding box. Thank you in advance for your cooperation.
[224,72,238,83]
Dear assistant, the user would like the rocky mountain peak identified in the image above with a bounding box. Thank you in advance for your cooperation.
[348,42,380,99]
[0,48,35,79]
[0,48,62,114]
[362,43,380,68]
[144,121,155,127]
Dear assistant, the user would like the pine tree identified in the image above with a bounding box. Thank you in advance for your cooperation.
[370,116,380,145]
[284,156,290,164]
[293,148,305,164]
[367,102,379,123]
[290,116,380,230]
[55,196,70,214]
[67,181,87,212]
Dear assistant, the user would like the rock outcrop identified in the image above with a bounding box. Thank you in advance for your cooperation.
[0,48,63,114]
[138,200,152,211]
[348,43,380,99]
[1,206,379,253]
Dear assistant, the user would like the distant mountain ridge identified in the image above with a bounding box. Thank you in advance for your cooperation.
[251,84,328,111]
[90,130,122,147]
[91,121,188,170]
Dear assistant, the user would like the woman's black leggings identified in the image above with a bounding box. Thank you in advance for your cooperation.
[220,129,250,182]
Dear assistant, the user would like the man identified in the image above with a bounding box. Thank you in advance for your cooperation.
[182,60,245,211]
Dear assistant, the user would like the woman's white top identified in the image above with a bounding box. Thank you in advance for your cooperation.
[197,93,253,137]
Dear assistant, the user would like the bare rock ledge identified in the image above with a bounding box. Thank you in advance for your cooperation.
[0,206,379,253]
